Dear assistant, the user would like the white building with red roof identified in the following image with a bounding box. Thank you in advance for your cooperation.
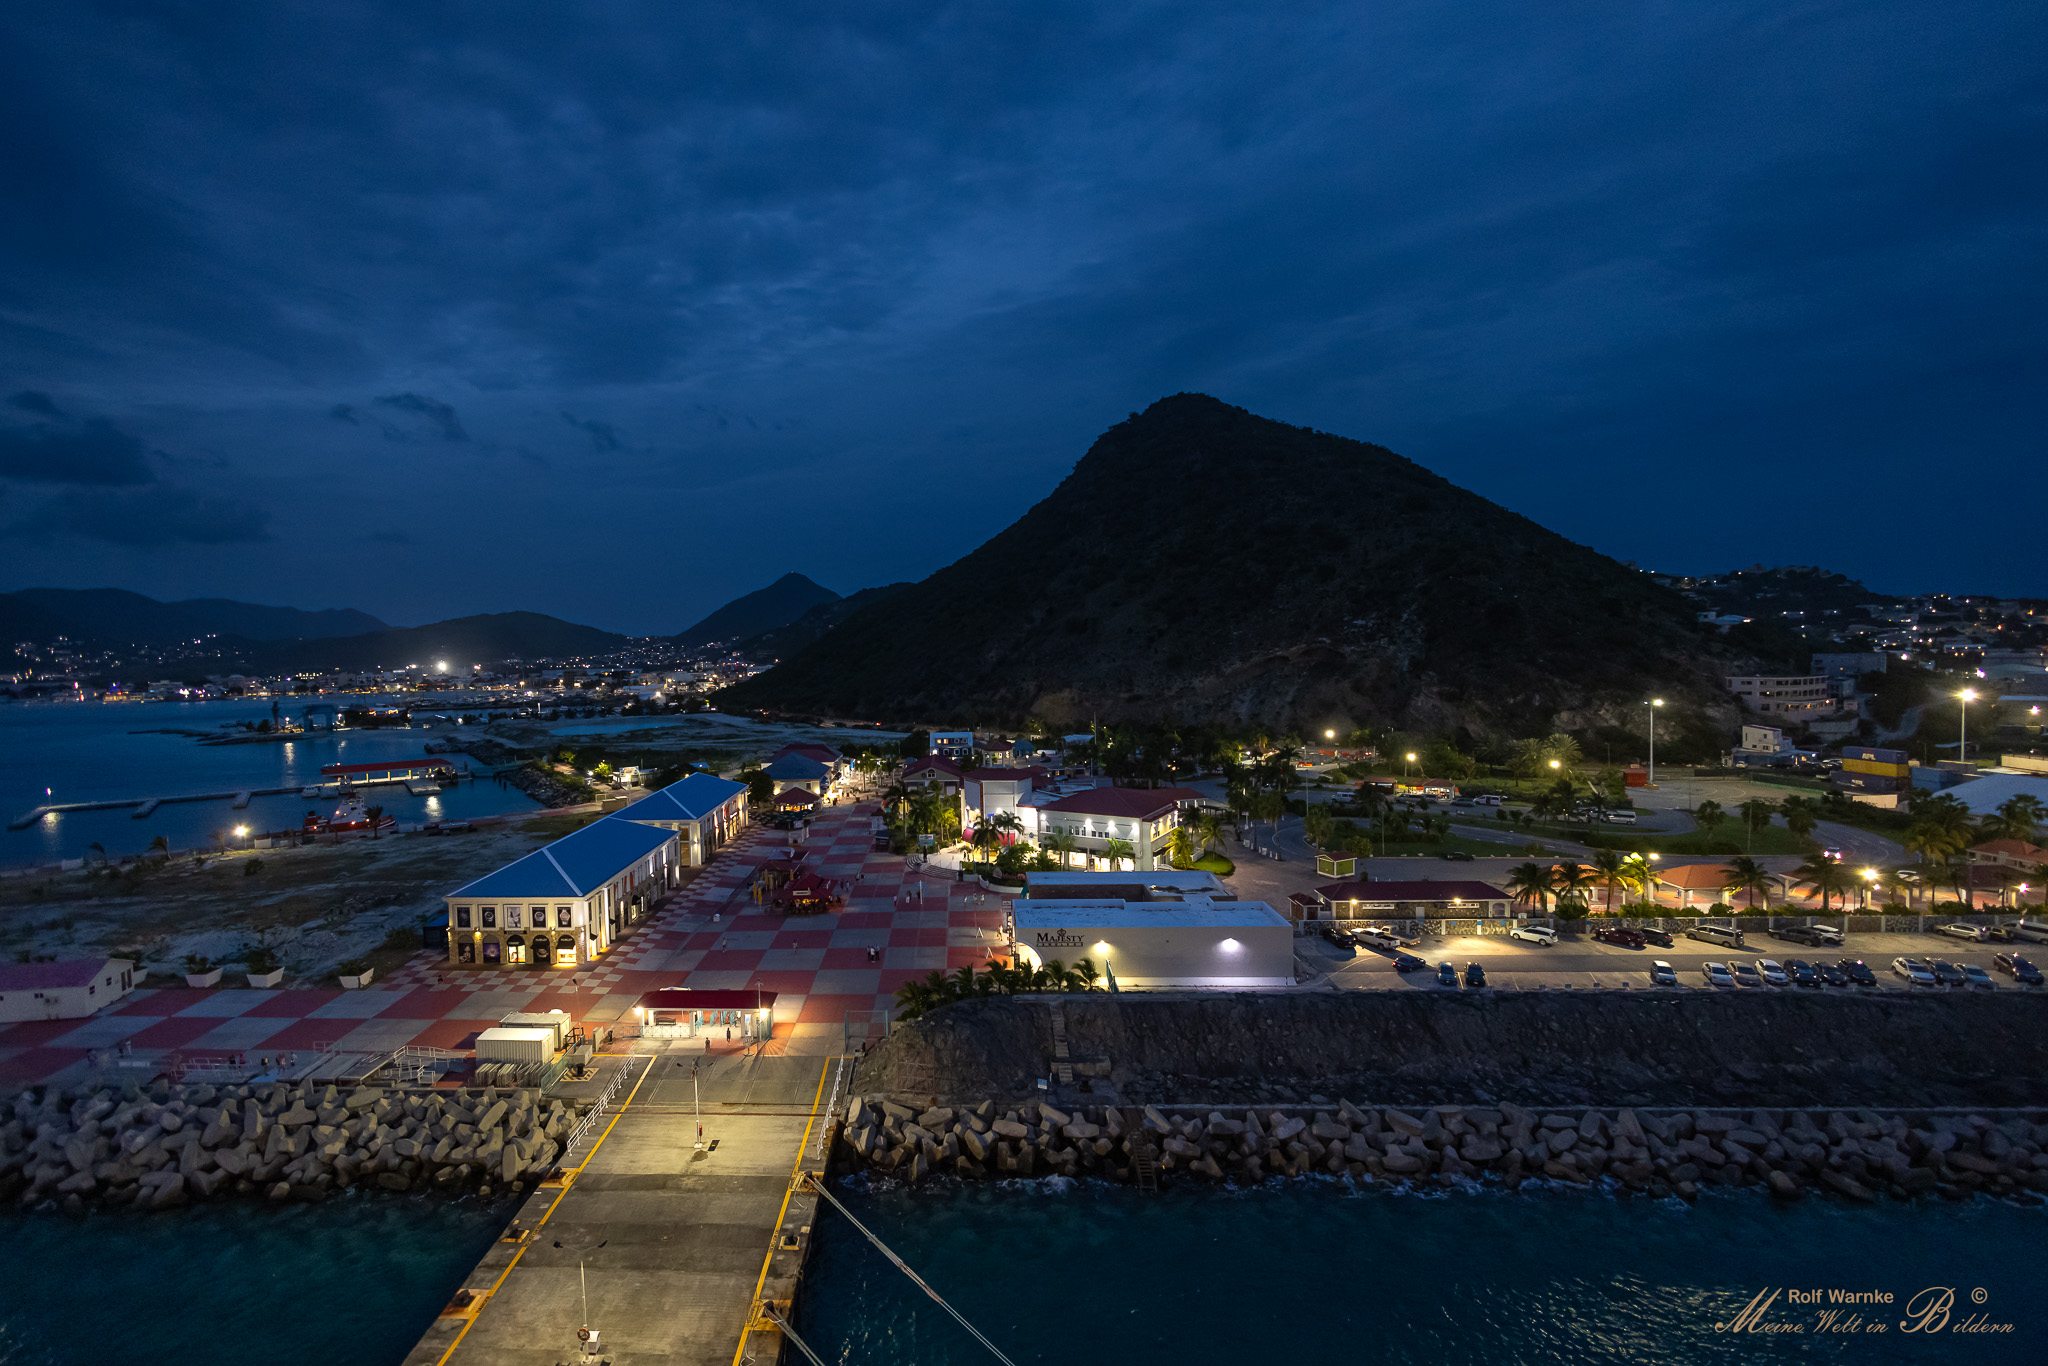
[0,957,137,1023]
[1028,786,1205,871]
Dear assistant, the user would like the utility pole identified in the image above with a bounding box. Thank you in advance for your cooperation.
[692,1059,706,1153]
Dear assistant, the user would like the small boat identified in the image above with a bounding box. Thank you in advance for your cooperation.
[300,785,322,798]
[314,795,397,835]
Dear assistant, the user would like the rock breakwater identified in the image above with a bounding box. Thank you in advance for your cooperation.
[838,1095,2048,1203]
[1,1081,577,1215]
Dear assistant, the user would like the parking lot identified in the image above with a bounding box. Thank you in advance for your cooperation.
[1304,929,2048,992]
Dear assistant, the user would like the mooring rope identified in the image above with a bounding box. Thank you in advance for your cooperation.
[763,1307,830,1366]
[804,1175,1019,1365]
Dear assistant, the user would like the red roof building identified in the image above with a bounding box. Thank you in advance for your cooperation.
[1039,786,1203,820]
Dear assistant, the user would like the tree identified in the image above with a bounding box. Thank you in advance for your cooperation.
[1165,824,1199,868]
[1550,862,1596,914]
[1986,794,2047,843]
[1794,854,1853,912]
[1045,830,1079,869]
[1588,849,1632,912]
[1101,837,1135,871]
[1737,799,1777,852]
[1687,794,1720,839]
[1188,809,1223,855]
[1302,802,1336,850]
[740,767,773,804]
[365,804,384,839]
[897,730,930,759]
[1507,862,1553,911]
[1542,733,1584,772]
[1780,796,1819,843]
[1722,855,1772,909]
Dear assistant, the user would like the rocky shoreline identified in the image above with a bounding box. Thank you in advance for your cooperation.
[2,1081,577,1215]
[837,1095,2048,1204]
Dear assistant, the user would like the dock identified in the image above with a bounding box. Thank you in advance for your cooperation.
[406,1048,839,1366]
[7,762,470,830]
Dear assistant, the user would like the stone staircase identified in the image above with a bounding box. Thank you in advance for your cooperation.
[1048,998,1076,1086]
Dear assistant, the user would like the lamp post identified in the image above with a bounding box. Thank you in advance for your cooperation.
[1958,688,1977,763]
[1404,751,1417,781]
[1645,698,1665,786]
[1861,867,1879,909]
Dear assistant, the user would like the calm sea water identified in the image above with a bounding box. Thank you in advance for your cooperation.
[0,1195,511,1366]
[0,698,536,866]
[798,1179,2046,1364]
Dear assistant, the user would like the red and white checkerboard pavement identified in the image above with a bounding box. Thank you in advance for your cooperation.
[0,803,1012,1086]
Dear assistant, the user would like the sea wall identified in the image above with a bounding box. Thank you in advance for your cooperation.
[1,1080,577,1215]
[836,1095,2048,1203]
[856,992,2048,1108]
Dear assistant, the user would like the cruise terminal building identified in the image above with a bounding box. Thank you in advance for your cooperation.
[1012,897,1294,989]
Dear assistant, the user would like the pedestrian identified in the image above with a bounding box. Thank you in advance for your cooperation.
[704,1036,711,1054]
[725,1025,732,1042]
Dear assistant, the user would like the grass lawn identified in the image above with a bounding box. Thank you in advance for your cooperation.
[1183,851,1236,875]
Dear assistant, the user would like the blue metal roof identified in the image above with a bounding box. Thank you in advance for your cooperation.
[611,772,748,824]
[762,754,829,780]
[449,817,677,900]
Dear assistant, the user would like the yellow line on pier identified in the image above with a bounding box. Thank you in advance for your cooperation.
[731,1057,832,1366]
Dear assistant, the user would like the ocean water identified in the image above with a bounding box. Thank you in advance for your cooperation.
[797,1179,2046,1364]
[0,1195,512,1366]
[0,698,536,866]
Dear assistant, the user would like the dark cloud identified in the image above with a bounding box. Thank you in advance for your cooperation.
[28,485,272,546]
[561,411,621,451]
[0,415,155,486]
[7,391,63,418]
[0,1,2042,620]
[373,393,466,441]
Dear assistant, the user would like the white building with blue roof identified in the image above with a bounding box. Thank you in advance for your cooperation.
[611,771,750,864]
[444,816,682,969]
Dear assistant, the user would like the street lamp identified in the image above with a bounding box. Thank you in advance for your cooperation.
[1645,698,1665,786]
[1325,728,1336,741]
[1957,688,1978,763]
[1860,867,1879,909]
[1404,751,1418,781]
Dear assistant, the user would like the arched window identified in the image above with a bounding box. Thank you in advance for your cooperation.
[530,934,550,967]
[505,933,525,965]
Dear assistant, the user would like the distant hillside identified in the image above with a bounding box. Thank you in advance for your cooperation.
[248,612,629,672]
[674,572,839,645]
[722,394,1740,736]
[0,588,387,646]
[738,583,909,658]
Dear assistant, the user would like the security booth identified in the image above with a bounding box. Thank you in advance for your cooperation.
[634,987,779,1040]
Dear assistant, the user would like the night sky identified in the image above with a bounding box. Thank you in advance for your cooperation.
[2,3,2043,632]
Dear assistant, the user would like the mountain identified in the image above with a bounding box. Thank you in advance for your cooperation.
[721,394,1740,737]
[673,572,839,646]
[737,583,909,658]
[247,612,629,672]
[0,588,387,647]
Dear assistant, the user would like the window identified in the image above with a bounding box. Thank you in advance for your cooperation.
[456,906,472,928]
[506,934,525,965]
[481,907,497,928]
[557,907,573,928]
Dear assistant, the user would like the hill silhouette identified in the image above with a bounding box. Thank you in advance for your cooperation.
[674,572,839,645]
[722,394,1738,735]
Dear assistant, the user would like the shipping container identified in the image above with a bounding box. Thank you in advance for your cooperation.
[475,1026,555,1065]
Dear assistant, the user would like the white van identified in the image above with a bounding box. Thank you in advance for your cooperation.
[1688,923,1746,948]
[2011,920,2048,945]
[1604,809,1638,825]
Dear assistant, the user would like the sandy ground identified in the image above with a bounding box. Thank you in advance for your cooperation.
[0,811,603,981]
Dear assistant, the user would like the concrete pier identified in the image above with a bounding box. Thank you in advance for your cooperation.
[408,1047,838,1366]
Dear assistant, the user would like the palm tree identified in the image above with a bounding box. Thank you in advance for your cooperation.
[1165,824,1198,868]
[1072,956,1101,990]
[1187,808,1223,854]
[1101,837,1135,871]
[1507,862,1553,912]
[1737,799,1777,852]
[1589,849,1630,913]
[1779,797,1819,844]
[1302,802,1336,850]
[1985,794,2046,843]
[986,810,1025,842]
[1794,854,1853,913]
[1722,855,1772,910]
[365,803,384,839]
[1550,862,1596,916]
[1044,830,1079,869]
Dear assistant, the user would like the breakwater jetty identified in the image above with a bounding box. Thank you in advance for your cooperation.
[2,1080,576,1214]
[835,1094,2048,1202]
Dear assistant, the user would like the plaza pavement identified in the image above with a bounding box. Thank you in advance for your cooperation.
[0,804,1010,1087]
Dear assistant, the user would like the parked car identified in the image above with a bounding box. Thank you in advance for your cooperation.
[1891,956,1936,986]
[1819,847,1845,862]
[1731,962,1762,988]
[1895,868,1924,884]
[1839,958,1877,987]
[1322,925,1357,949]
[1649,960,1677,986]
[1437,961,1460,986]
[1818,961,1849,987]
[1358,927,1405,950]
[1939,922,1990,942]
[1959,963,1995,990]
[1687,924,1746,948]
[1993,953,2044,985]
[1755,958,1789,986]
[1701,961,1735,987]
[1772,924,1842,947]
[1509,925,1558,946]
[1464,961,1487,988]
[1603,809,1638,825]
[1438,850,1476,861]
[1593,926,1646,949]
[1786,958,1819,987]
[1392,953,1427,973]
[1929,960,1968,988]
[1636,927,1674,948]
